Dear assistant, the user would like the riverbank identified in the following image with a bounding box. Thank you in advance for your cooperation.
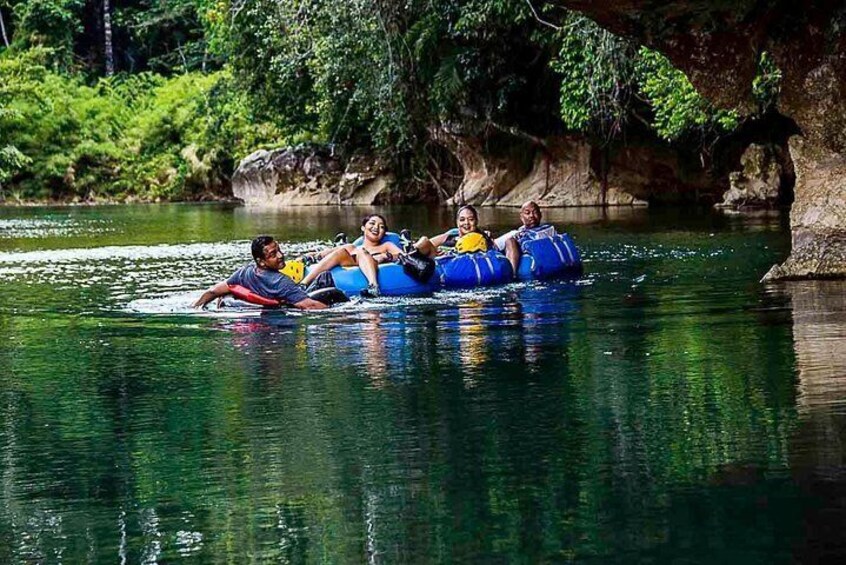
[0,193,239,207]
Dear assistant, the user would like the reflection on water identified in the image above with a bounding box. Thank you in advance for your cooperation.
[455,303,487,381]
[790,280,846,471]
[786,281,846,561]
[359,311,389,384]
[1,203,845,561]
[792,281,846,416]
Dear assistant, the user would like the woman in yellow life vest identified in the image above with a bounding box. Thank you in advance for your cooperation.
[414,205,495,258]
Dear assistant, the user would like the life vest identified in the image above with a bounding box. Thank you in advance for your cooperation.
[455,232,489,254]
[436,249,513,288]
[280,259,305,283]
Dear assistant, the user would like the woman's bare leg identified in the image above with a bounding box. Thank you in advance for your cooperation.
[355,248,380,288]
[414,237,437,258]
[301,248,356,286]
[504,238,521,275]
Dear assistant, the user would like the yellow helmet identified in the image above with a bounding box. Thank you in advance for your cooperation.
[455,232,488,254]
[281,259,305,283]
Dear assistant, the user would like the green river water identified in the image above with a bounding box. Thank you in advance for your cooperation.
[0,203,844,563]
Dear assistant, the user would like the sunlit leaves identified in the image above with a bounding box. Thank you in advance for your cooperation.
[552,14,637,141]
[0,145,30,187]
[752,51,781,113]
[634,47,738,141]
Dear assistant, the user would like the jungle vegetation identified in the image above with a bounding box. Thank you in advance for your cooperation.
[0,0,782,201]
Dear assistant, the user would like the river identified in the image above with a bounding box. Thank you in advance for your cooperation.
[0,203,844,562]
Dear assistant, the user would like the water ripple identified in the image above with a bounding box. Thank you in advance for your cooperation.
[0,217,114,239]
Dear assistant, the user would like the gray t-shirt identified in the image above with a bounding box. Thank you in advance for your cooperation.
[227,264,308,304]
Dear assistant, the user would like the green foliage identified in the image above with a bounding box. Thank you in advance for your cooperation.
[634,47,738,141]
[11,0,81,67]
[0,47,283,200]
[552,14,638,140]
[0,0,788,201]
[217,0,556,168]
[118,0,212,73]
[553,22,749,144]
[752,51,781,112]
[0,145,30,191]
[0,47,44,193]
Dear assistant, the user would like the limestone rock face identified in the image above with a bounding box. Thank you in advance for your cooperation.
[717,144,784,209]
[604,142,712,205]
[762,138,846,280]
[429,128,535,206]
[498,139,645,207]
[235,133,718,210]
[232,146,409,206]
[548,0,846,278]
[434,129,718,207]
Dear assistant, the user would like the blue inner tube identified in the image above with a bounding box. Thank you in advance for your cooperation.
[515,233,582,281]
[436,250,513,289]
[352,232,403,247]
[334,232,439,296]
[311,263,439,297]
[311,232,581,296]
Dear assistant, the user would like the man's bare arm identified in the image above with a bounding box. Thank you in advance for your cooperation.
[193,281,230,309]
[292,297,328,310]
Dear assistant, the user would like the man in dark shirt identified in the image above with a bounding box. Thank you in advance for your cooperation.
[194,235,328,310]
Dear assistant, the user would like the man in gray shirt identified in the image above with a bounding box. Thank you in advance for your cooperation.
[194,236,328,310]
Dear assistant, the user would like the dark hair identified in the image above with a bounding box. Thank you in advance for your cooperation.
[251,235,274,263]
[361,214,388,229]
[456,205,478,221]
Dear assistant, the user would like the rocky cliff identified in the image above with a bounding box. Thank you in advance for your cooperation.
[549,0,846,278]
[430,127,720,207]
[234,132,722,210]
[716,144,791,210]
[232,146,434,206]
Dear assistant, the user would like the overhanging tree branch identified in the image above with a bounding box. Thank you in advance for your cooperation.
[0,8,10,48]
[524,0,560,31]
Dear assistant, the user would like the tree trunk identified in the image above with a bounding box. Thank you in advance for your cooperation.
[0,8,10,48]
[103,0,114,75]
[600,145,609,206]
